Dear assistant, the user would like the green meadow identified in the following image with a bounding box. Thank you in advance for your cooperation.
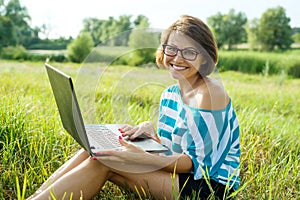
[0,59,299,199]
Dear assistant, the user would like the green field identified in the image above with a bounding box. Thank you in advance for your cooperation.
[0,60,299,199]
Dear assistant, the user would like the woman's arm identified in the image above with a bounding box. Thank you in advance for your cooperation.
[96,139,193,173]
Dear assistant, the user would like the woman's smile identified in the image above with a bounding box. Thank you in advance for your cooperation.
[170,63,189,71]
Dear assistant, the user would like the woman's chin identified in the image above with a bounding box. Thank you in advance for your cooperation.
[169,70,185,80]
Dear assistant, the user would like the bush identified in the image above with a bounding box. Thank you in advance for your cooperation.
[0,46,27,60]
[0,46,67,62]
[287,60,300,78]
[26,43,67,50]
[26,53,67,62]
[112,49,156,66]
[67,32,94,63]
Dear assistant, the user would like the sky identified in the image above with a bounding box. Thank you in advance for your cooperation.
[20,0,300,39]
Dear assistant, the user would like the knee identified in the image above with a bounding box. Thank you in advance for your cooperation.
[84,157,108,172]
[78,148,90,157]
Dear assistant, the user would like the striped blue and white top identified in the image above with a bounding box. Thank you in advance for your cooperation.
[157,84,240,190]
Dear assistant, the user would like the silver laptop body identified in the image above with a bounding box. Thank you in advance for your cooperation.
[45,63,168,156]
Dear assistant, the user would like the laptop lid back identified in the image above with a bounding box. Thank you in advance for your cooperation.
[45,63,91,153]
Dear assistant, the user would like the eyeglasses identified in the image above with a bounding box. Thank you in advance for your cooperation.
[162,44,200,61]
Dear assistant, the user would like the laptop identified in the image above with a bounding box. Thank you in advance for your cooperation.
[45,63,168,156]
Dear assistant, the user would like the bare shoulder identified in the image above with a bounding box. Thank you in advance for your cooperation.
[197,78,229,110]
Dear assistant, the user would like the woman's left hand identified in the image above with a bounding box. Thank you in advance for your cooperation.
[119,122,160,142]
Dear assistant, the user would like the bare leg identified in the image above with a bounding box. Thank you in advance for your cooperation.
[28,156,111,199]
[109,169,179,200]
[27,156,179,200]
[27,149,89,199]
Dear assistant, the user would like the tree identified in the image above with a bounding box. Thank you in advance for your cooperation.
[110,15,132,46]
[246,18,260,50]
[207,9,247,49]
[258,6,293,51]
[0,0,37,48]
[5,0,33,46]
[0,0,5,15]
[67,32,94,63]
[127,28,159,66]
[81,15,151,47]
[83,18,106,45]
[82,15,132,46]
[133,15,150,28]
[0,15,16,48]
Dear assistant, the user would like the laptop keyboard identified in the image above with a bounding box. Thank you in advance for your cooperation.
[86,125,122,149]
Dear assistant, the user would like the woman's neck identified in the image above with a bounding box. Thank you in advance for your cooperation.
[178,75,206,94]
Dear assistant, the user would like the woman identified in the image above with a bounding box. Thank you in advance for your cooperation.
[27,15,240,200]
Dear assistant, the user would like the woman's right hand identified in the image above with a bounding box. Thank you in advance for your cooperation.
[118,121,160,142]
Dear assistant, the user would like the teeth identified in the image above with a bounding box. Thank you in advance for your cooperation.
[172,65,187,70]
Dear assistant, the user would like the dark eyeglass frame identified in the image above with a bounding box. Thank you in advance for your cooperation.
[162,44,200,61]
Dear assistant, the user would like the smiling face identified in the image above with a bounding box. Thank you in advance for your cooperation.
[163,31,205,82]
[156,15,218,78]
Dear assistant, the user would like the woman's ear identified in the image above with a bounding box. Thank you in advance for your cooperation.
[199,55,215,76]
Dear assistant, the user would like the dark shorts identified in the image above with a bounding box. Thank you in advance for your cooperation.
[178,173,235,200]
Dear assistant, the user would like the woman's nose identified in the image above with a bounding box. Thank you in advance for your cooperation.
[173,51,184,62]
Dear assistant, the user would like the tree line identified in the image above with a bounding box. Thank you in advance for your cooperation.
[1,0,300,63]
[207,7,297,51]
[0,0,72,50]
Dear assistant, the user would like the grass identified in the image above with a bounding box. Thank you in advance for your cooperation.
[0,59,299,199]
[218,50,300,77]
[221,71,300,199]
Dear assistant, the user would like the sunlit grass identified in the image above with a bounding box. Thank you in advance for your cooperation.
[222,71,300,199]
[0,60,299,199]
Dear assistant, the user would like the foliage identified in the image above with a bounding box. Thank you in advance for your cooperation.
[218,50,300,78]
[0,46,67,62]
[0,0,37,48]
[0,0,71,50]
[84,27,159,66]
[207,9,247,50]
[82,16,130,46]
[292,32,300,44]
[82,15,151,47]
[26,53,67,62]
[208,6,295,52]
[133,14,150,28]
[257,6,293,51]
[0,45,27,60]
[123,28,159,66]
[67,32,94,63]
[82,18,105,46]
[82,46,300,78]
[0,15,17,47]
[246,18,260,50]
[291,27,300,35]
[1,0,299,60]
[26,37,73,50]
[0,61,299,199]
